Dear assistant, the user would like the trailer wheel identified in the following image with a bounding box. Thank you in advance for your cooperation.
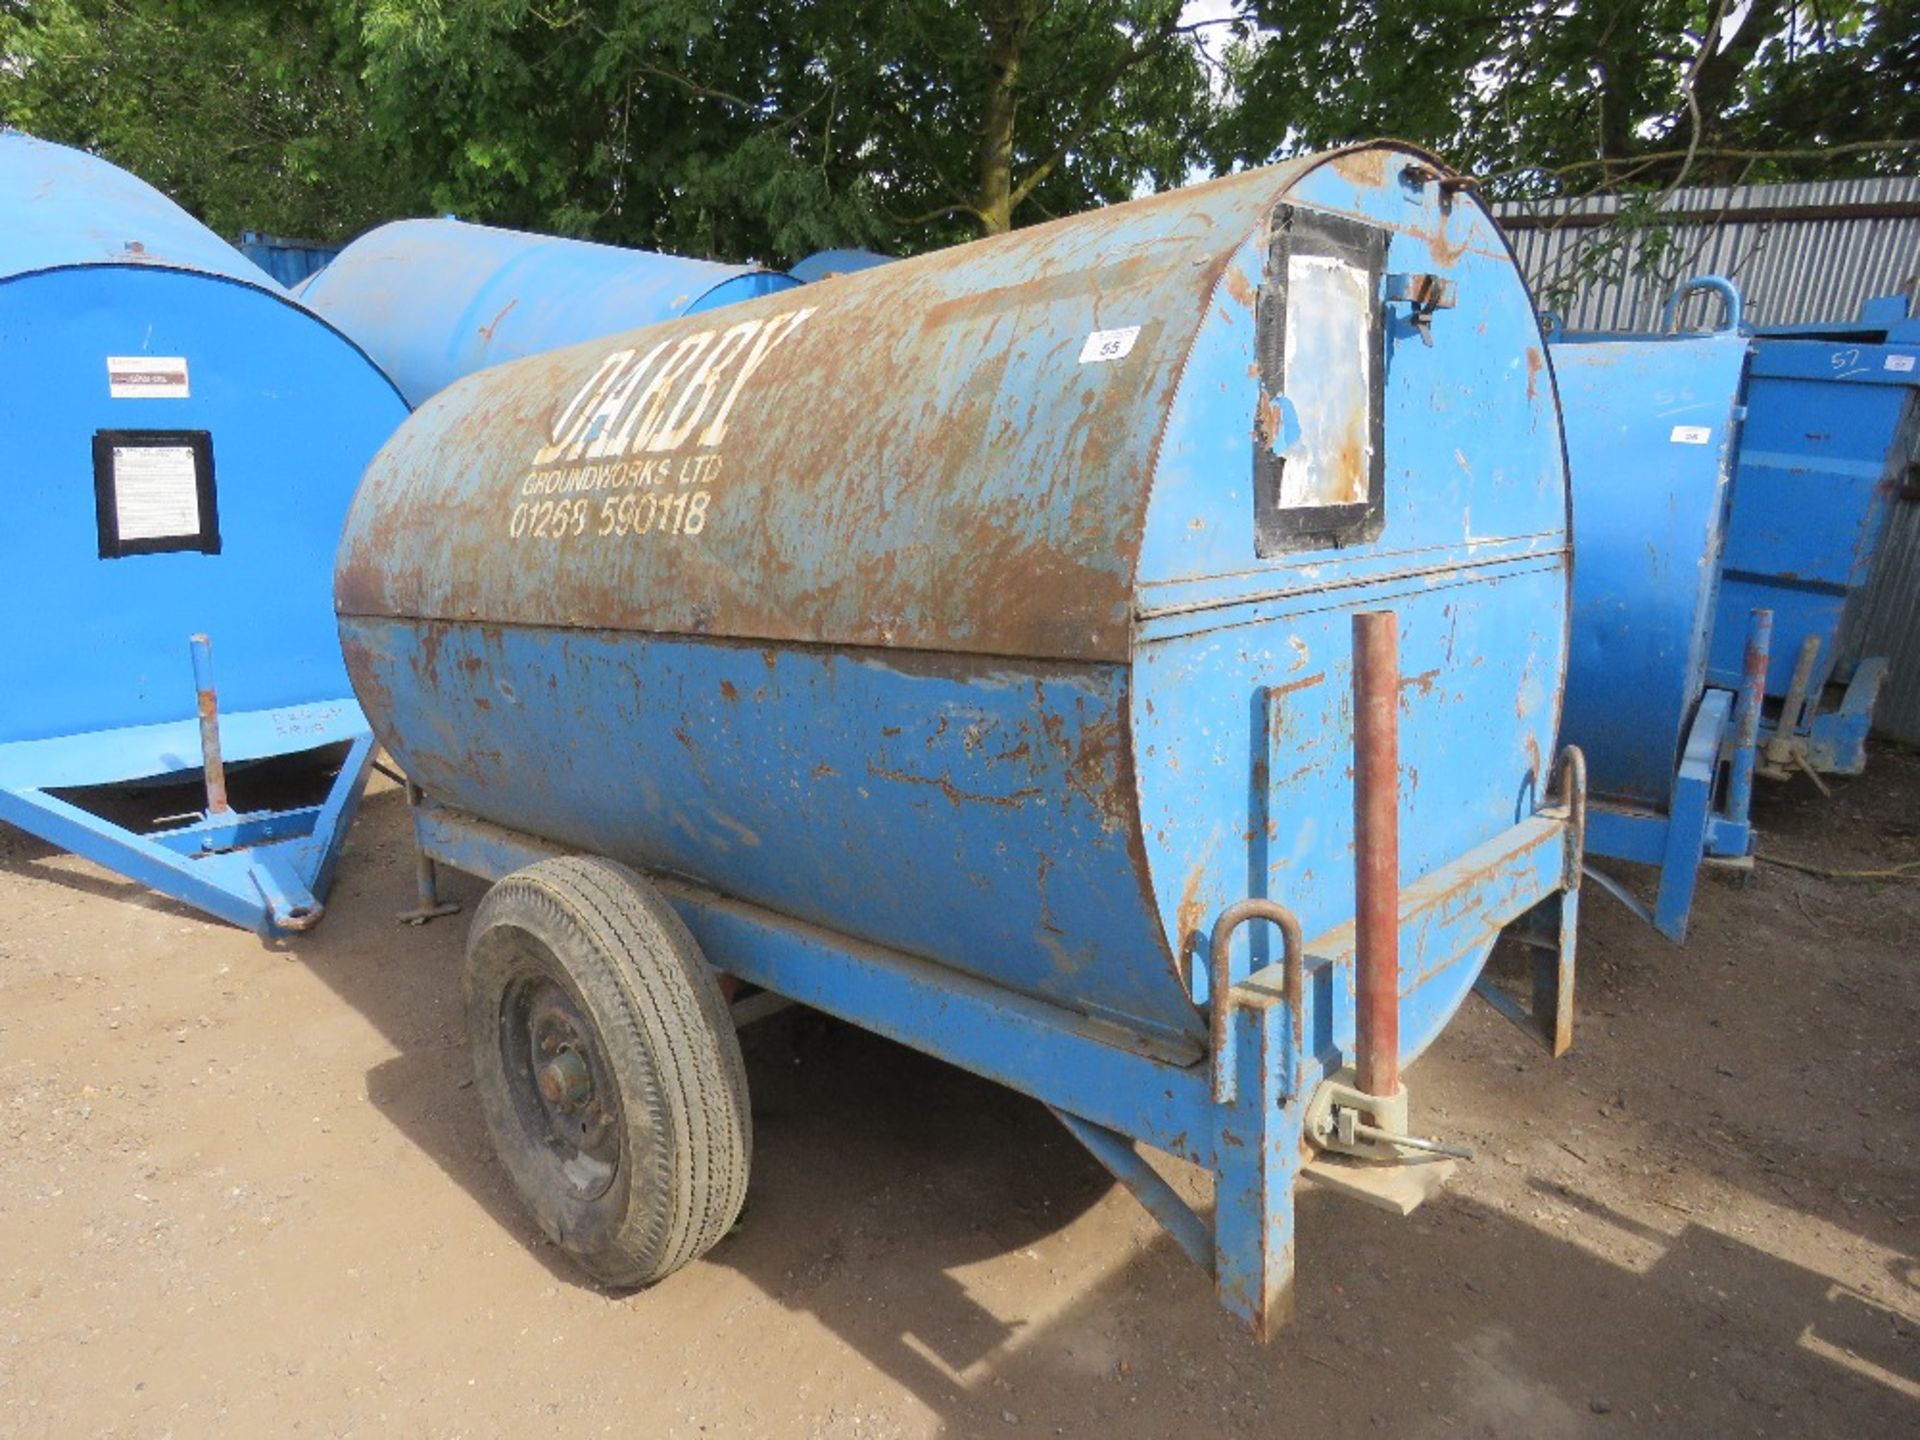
[464,856,750,1287]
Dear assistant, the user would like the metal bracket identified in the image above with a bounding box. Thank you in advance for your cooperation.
[1556,743,1587,889]
[1386,272,1458,347]
[1207,898,1302,1105]
[397,783,461,925]
[1472,746,1582,1056]
[1304,1071,1472,1164]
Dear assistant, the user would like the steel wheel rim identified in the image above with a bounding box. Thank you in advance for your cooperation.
[498,949,624,1202]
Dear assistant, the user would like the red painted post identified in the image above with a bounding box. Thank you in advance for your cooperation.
[1352,611,1401,1100]
[189,633,232,817]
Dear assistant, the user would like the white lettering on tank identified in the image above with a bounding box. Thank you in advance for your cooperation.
[645,320,760,452]
[575,341,677,461]
[533,348,633,466]
[577,341,673,459]
[696,307,815,449]
[608,332,716,454]
[515,302,820,545]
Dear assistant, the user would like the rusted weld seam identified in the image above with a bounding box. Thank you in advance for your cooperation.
[1135,549,1568,622]
[334,612,1133,675]
[1135,529,1566,593]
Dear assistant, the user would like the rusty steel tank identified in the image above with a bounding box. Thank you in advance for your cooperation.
[335,143,1581,1332]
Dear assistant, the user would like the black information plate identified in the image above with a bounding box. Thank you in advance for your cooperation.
[92,429,220,558]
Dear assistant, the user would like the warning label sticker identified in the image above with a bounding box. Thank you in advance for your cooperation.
[107,355,191,399]
[111,445,203,541]
[1669,425,1712,445]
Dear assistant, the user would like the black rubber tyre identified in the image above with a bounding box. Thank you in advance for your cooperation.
[464,855,750,1287]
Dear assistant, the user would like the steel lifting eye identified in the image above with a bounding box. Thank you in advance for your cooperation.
[1386,272,1458,347]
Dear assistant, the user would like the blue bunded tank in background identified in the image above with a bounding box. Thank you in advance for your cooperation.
[1552,278,1763,942]
[1552,276,1917,943]
[336,143,1587,1332]
[0,130,408,935]
[298,218,799,407]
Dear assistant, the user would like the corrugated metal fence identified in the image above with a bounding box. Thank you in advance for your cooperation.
[1492,176,1920,330]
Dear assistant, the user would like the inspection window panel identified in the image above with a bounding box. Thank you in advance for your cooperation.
[1253,206,1388,555]
[92,429,220,558]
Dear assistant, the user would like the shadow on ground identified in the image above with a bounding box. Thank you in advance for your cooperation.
[9,749,1896,1436]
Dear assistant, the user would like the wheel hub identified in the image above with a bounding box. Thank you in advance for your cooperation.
[537,1047,594,1110]
[498,977,622,1200]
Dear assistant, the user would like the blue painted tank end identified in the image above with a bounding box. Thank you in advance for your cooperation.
[0,129,408,934]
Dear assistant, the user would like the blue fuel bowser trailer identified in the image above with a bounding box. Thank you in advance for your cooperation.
[298,218,799,408]
[0,131,408,934]
[336,144,1586,1335]
[1553,278,1917,941]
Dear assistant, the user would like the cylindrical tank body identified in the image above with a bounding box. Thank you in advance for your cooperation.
[299,218,799,407]
[338,144,1570,1059]
[1555,329,1749,806]
[0,131,409,746]
[787,248,896,283]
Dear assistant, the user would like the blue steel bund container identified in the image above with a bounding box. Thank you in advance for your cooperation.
[298,217,799,407]
[1553,279,1765,942]
[233,230,340,288]
[336,143,1586,1335]
[0,131,408,935]
[1707,289,1919,776]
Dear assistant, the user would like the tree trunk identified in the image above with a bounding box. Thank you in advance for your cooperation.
[976,4,1031,235]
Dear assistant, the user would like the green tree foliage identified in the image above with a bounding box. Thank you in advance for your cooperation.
[352,0,1219,259]
[3,0,1911,266]
[0,0,413,240]
[1214,1,1918,197]
[2,1,1220,260]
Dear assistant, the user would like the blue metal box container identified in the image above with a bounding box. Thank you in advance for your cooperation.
[298,217,799,407]
[337,144,1585,1333]
[0,131,408,933]
[1707,293,1918,775]
[232,230,340,288]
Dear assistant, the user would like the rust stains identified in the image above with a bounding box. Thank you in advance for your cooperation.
[863,761,1040,810]
[332,151,1375,668]
[1331,404,1369,505]
[1255,390,1287,452]
[1525,346,1544,401]
[1175,864,1208,985]
[416,624,448,686]
[1221,261,1257,309]
[1330,148,1389,185]
[477,297,518,345]
[1403,666,1442,699]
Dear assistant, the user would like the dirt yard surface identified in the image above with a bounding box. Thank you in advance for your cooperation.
[2,750,1915,1439]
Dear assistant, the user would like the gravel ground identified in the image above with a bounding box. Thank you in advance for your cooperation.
[1,749,1914,1438]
